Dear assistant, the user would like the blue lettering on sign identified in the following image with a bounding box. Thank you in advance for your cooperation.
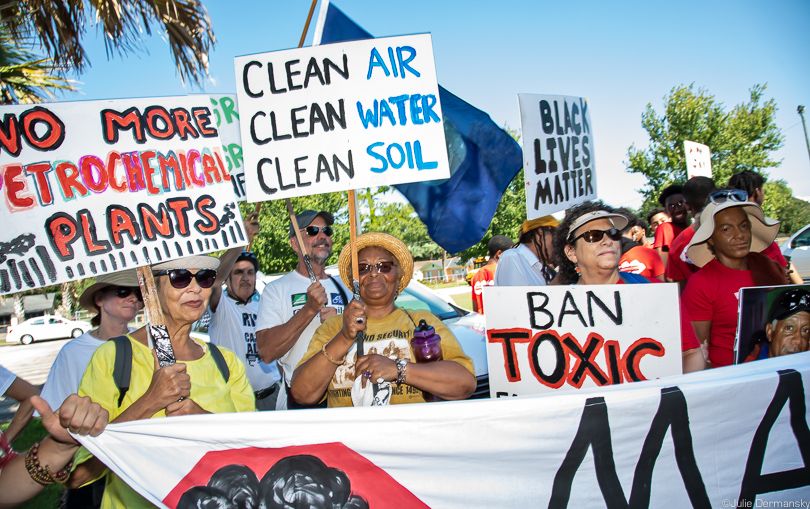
[367,46,420,80]
[367,140,438,173]
[356,94,439,129]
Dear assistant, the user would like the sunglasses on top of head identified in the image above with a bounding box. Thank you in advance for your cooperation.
[357,261,395,276]
[706,189,748,206]
[302,225,333,237]
[110,286,143,301]
[569,228,623,244]
[154,269,217,289]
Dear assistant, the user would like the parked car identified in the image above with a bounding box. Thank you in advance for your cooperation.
[6,315,92,345]
[780,224,810,281]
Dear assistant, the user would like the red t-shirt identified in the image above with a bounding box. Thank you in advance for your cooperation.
[471,264,497,313]
[665,226,699,281]
[619,245,665,278]
[682,259,755,367]
[761,241,787,267]
[653,222,686,252]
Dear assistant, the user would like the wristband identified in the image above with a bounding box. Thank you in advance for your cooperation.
[321,342,346,366]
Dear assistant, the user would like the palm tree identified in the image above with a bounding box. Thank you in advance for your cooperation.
[0,27,77,103]
[0,0,215,88]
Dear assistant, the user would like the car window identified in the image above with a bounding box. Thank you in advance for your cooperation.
[795,227,810,247]
[395,284,461,320]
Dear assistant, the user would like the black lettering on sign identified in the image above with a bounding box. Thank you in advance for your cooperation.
[548,387,710,509]
[738,369,810,504]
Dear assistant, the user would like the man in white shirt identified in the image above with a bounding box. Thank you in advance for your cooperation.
[255,210,348,409]
[208,213,281,411]
[494,215,559,286]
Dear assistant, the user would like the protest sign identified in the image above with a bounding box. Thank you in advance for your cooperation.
[234,33,450,202]
[78,353,810,508]
[0,97,243,296]
[519,94,596,219]
[735,284,810,364]
[483,284,682,397]
[684,140,712,179]
[206,94,247,200]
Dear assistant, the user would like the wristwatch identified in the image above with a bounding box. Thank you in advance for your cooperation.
[396,358,408,384]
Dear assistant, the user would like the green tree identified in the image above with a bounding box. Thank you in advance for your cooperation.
[0,28,77,103]
[627,84,784,219]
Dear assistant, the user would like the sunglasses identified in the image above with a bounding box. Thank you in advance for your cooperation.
[666,200,685,211]
[154,269,217,289]
[707,189,748,206]
[570,228,623,244]
[110,287,143,301]
[303,225,333,237]
[358,261,395,276]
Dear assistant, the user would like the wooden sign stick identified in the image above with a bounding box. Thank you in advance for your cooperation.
[347,189,364,357]
[135,266,175,367]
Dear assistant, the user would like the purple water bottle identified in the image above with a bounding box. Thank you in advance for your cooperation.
[411,319,443,401]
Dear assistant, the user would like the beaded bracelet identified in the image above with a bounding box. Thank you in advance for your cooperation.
[321,342,346,366]
[24,442,74,486]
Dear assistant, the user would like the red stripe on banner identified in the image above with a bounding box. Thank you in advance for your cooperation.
[163,442,428,508]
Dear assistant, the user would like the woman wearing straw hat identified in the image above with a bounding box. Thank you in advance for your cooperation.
[71,255,255,508]
[40,270,143,413]
[291,233,476,407]
[682,190,788,368]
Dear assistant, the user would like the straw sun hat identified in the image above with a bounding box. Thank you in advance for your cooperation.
[78,269,140,314]
[685,201,780,268]
[338,232,414,294]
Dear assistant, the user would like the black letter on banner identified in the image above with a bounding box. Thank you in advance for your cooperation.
[738,369,810,504]
[527,292,553,330]
[549,388,710,509]
[531,333,566,387]
[586,291,622,326]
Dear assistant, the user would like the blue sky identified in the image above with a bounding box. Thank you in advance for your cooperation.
[63,0,810,210]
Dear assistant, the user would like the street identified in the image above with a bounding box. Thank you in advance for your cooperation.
[0,338,68,421]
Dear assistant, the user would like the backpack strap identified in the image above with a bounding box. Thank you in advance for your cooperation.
[111,336,132,408]
[207,343,230,382]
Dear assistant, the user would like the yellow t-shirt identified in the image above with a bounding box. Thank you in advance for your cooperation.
[298,309,474,407]
[77,334,256,509]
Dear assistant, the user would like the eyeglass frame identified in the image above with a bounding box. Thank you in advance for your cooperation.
[568,228,623,244]
[301,225,333,237]
[357,261,395,276]
[154,269,218,289]
[706,189,748,207]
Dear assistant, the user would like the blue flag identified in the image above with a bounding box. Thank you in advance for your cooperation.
[314,2,523,254]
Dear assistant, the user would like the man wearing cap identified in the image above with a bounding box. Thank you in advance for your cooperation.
[471,235,514,313]
[494,216,558,286]
[759,288,810,359]
[255,210,349,409]
[207,213,281,411]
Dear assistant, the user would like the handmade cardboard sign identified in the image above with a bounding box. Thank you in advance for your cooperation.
[0,97,244,296]
[483,284,682,397]
[205,94,247,201]
[519,94,596,219]
[234,33,450,202]
[684,140,712,179]
[735,284,809,364]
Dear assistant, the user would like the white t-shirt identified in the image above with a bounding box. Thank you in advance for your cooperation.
[0,365,16,396]
[255,271,348,384]
[208,290,281,392]
[39,331,105,410]
[493,244,550,286]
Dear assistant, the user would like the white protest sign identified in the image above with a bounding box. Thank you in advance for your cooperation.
[735,284,809,364]
[0,97,244,296]
[205,94,247,201]
[234,34,450,202]
[519,94,596,219]
[484,284,682,397]
[78,354,810,508]
[684,140,712,179]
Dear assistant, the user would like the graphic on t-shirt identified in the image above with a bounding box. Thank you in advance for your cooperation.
[332,338,412,389]
[619,259,648,275]
[291,293,306,307]
[242,312,260,366]
[331,293,344,305]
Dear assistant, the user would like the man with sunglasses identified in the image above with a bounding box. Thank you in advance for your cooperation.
[207,213,282,411]
[664,177,716,292]
[255,210,349,409]
[654,184,691,268]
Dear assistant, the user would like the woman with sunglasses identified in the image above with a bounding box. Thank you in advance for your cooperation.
[40,270,144,414]
[291,233,476,407]
[72,256,255,508]
[682,192,788,368]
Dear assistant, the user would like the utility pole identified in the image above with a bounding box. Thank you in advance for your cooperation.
[799,106,810,166]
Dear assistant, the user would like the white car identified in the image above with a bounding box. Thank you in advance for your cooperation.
[6,315,92,345]
[780,224,810,281]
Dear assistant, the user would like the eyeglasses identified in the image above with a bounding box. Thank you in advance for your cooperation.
[358,261,395,275]
[154,269,217,289]
[570,228,622,244]
[303,225,333,237]
[666,200,685,211]
[110,287,143,301]
[237,250,256,260]
[707,189,748,206]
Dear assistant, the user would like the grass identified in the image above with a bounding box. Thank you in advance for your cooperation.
[421,279,470,290]
[451,292,473,311]
[1,419,65,508]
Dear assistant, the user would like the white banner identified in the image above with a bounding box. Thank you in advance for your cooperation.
[234,34,450,202]
[519,94,597,219]
[484,285,682,397]
[0,97,243,296]
[78,353,810,508]
[205,94,247,201]
[684,140,712,179]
